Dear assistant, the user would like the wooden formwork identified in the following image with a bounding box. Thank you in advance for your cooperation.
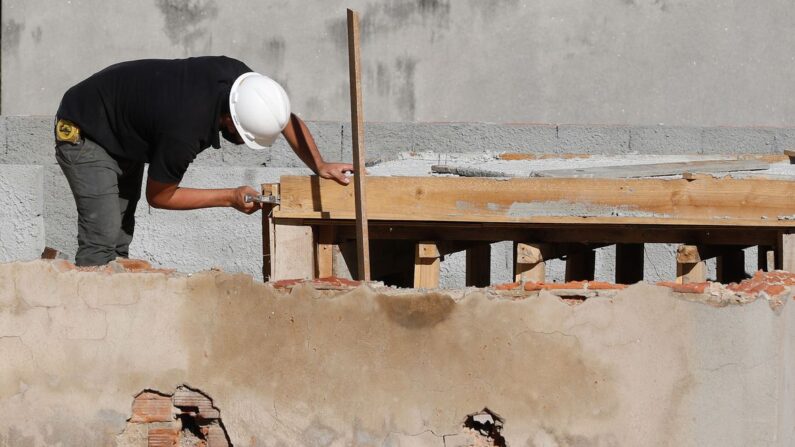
[262,176,795,287]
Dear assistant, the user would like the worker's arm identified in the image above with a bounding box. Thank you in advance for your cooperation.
[145,178,261,214]
[282,113,353,185]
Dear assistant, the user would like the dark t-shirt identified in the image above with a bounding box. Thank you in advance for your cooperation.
[56,56,252,183]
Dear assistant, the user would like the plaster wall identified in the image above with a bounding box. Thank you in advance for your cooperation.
[3,1,795,127]
[1,261,794,446]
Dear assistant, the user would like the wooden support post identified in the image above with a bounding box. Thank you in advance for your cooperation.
[758,245,775,272]
[261,183,278,282]
[414,242,441,289]
[315,226,335,279]
[776,232,795,273]
[565,246,596,282]
[465,243,491,287]
[615,243,644,284]
[269,223,314,281]
[716,247,746,283]
[676,245,707,284]
[515,243,547,283]
[347,9,370,282]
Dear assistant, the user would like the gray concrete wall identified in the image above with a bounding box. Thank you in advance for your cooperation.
[0,115,789,282]
[0,165,43,262]
[1,261,794,446]
[3,0,795,126]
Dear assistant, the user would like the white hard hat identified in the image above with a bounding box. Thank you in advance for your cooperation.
[229,72,291,149]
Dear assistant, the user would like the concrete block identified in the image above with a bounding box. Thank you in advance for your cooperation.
[701,127,776,154]
[1,116,55,165]
[557,125,631,154]
[0,165,45,262]
[630,126,702,154]
[775,128,795,153]
[342,122,559,163]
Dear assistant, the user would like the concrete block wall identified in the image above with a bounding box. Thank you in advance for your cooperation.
[0,115,790,282]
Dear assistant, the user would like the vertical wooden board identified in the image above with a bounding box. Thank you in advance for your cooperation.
[757,245,775,272]
[515,242,546,283]
[261,183,278,282]
[716,248,746,283]
[347,9,371,281]
[271,223,315,281]
[316,226,335,279]
[414,242,440,288]
[615,243,644,284]
[465,243,491,287]
[565,249,595,282]
[676,245,706,284]
[776,233,795,273]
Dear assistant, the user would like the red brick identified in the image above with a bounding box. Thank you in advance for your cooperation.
[494,282,521,291]
[148,427,179,447]
[131,392,173,423]
[657,282,709,294]
[206,425,230,447]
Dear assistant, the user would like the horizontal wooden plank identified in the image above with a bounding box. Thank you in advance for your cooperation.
[274,175,795,227]
[534,159,769,178]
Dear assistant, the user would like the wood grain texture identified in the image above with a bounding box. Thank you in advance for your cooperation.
[347,9,370,281]
[274,175,795,227]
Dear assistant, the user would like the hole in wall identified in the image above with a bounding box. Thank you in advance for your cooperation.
[463,407,507,447]
[122,385,233,447]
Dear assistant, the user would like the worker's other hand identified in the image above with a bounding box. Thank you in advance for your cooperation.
[318,162,354,185]
[231,186,262,214]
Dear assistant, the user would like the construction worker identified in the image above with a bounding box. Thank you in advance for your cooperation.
[55,56,352,266]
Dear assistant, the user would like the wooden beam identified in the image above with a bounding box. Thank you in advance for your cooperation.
[326,222,782,246]
[347,9,370,281]
[465,243,491,287]
[676,245,706,284]
[776,232,795,273]
[315,226,335,278]
[615,243,644,284]
[275,176,795,227]
[535,159,769,179]
[414,242,440,288]
[565,247,596,281]
[515,243,547,283]
[716,248,746,283]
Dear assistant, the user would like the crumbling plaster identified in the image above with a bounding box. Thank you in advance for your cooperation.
[1,261,794,446]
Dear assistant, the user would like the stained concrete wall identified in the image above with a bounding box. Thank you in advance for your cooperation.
[1,261,794,446]
[3,0,795,127]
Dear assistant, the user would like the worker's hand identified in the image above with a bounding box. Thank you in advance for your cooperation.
[231,186,262,214]
[318,162,355,185]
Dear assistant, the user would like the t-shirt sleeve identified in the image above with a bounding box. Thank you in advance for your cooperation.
[147,135,199,184]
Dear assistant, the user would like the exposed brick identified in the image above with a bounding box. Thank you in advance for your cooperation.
[148,427,179,447]
[206,425,230,447]
[173,388,220,420]
[131,392,173,423]
[657,282,710,294]
[493,282,520,291]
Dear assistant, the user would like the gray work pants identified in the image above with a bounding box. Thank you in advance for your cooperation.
[56,138,144,266]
